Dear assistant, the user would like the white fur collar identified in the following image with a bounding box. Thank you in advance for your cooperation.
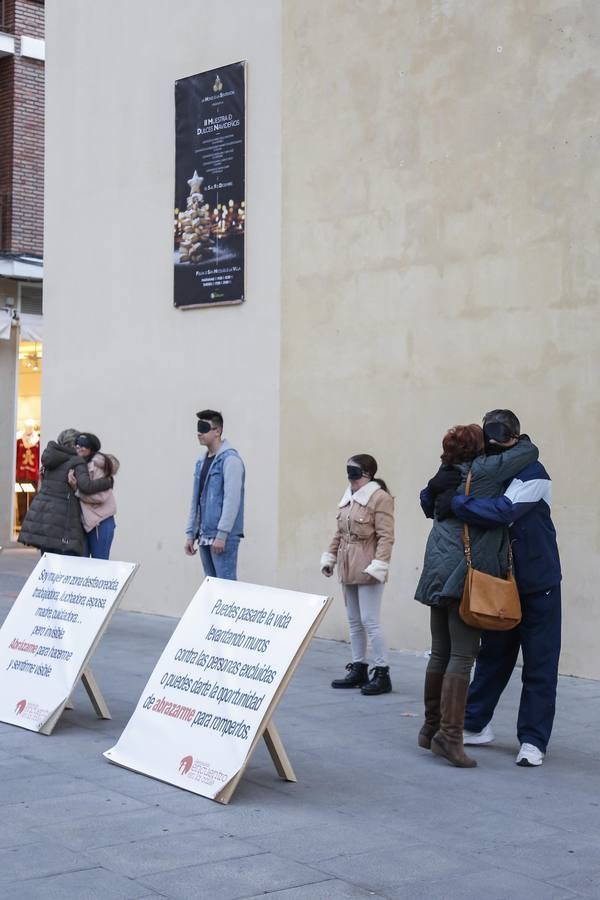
[338,480,381,508]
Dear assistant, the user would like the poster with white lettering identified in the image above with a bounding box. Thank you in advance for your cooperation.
[174,61,246,308]
[104,578,329,801]
[0,554,137,733]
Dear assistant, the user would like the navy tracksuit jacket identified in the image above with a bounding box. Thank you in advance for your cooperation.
[452,459,562,752]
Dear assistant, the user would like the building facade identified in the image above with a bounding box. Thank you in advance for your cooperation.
[42,1,600,676]
[0,0,44,547]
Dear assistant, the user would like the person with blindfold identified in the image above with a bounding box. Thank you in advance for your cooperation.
[320,454,395,695]
[451,410,562,768]
[184,409,245,580]
[67,433,119,559]
[415,423,539,767]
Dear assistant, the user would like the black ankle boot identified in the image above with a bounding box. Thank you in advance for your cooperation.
[360,666,392,695]
[331,662,369,689]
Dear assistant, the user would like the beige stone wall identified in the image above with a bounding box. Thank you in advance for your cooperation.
[42,0,600,676]
[279,1,600,676]
[44,0,282,615]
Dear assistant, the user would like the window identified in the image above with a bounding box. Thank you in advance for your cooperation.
[19,283,43,315]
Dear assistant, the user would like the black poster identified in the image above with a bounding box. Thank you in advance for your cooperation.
[174,62,246,308]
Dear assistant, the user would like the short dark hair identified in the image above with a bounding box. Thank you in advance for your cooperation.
[76,432,101,454]
[196,409,223,431]
[483,409,520,436]
[441,425,484,465]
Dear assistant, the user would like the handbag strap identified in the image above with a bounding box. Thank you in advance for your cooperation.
[461,468,514,574]
[462,469,473,567]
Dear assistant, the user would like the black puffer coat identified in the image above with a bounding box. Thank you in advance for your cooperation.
[18,442,113,555]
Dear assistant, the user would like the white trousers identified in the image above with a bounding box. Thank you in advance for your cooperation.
[343,582,388,667]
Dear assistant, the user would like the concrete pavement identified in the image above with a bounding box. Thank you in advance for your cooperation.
[0,547,599,899]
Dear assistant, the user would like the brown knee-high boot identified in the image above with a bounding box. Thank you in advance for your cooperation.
[418,670,443,749]
[431,673,477,768]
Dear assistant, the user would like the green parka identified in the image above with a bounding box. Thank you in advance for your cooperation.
[414,438,538,607]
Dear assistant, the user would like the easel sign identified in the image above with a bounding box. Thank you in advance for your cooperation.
[0,553,137,735]
[104,578,331,804]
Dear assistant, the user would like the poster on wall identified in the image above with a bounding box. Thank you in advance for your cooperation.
[0,554,137,734]
[174,61,246,309]
[104,577,330,802]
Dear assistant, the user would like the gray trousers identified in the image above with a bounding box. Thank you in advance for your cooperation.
[427,601,481,678]
[343,583,388,667]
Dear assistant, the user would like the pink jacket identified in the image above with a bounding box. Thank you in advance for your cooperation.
[77,453,118,533]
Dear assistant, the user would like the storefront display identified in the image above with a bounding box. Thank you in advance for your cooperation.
[14,340,42,533]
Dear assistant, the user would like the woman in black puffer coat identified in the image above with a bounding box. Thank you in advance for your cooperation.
[18,428,113,557]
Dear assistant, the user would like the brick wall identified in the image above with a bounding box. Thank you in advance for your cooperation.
[0,0,44,255]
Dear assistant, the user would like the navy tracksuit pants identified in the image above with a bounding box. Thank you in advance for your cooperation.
[464,583,561,753]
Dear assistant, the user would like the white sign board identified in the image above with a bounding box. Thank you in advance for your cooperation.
[105,577,329,801]
[0,553,137,733]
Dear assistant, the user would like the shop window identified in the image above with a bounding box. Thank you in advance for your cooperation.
[14,339,42,536]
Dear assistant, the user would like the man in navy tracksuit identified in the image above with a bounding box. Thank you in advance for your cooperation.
[451,409,562,767]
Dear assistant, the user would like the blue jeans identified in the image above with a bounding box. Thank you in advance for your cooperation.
[464,584,561,753]
[87,517,116,560]
[199,536,240,581]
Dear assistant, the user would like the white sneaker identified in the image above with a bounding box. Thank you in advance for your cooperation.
[463,723,495,745]
[516,743,544,767]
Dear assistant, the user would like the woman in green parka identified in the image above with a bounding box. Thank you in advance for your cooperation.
[415,424,538,768]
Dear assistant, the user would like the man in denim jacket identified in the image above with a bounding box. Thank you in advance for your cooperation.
[184,409,245,580]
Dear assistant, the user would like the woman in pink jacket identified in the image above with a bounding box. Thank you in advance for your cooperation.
[68,433,119,559]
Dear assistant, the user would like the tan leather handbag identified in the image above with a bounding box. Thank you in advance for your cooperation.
[459,470,522,631]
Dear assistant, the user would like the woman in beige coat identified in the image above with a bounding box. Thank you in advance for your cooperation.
[321,454,395,695]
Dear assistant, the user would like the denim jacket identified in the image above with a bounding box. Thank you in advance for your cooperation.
[185,440,245,542]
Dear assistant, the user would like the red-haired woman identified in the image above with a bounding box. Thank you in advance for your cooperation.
[415,425,538,767]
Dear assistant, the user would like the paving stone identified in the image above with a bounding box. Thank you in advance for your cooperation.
[140,786,230,817]
[244,820,409,863]
[548,866,600,898]
[2,788,148,827]
[85,829,257,878]
[381,868,582,899]
[0,772,98,804]
[29,807,215,852]
[243,881,387,899]
[317,845,487,892]
[470,832,600,880]
[5,867,157,899]
[0,820,41,850]
[138,852,327,899]
[0,841,87,885]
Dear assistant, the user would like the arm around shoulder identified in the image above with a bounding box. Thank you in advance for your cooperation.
[473,437,539,485]
[74,462,113,494]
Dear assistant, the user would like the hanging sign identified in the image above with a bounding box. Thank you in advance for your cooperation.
[0,554,137,734]
[105,578,330,803]
[174,61,246,309]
